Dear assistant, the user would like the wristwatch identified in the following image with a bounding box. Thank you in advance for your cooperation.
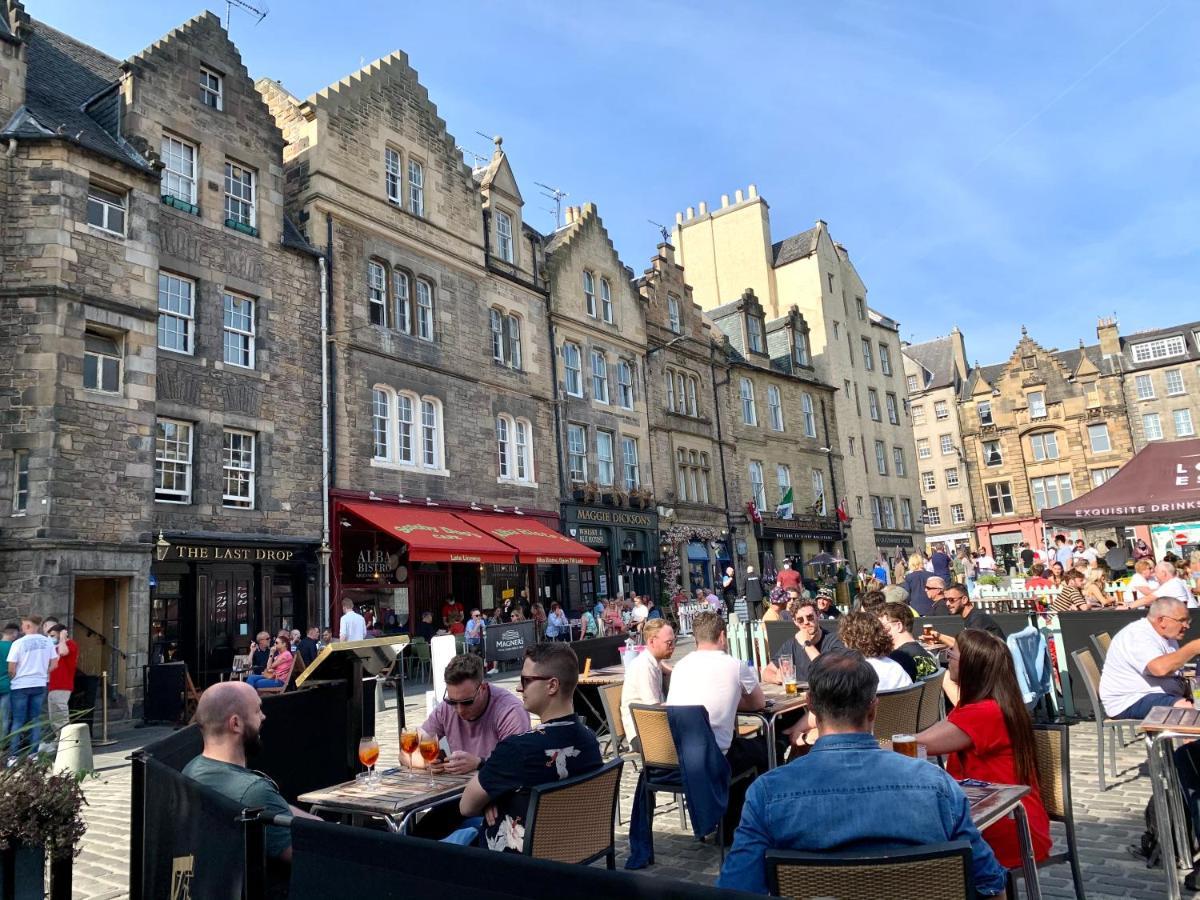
[802,640,813,649]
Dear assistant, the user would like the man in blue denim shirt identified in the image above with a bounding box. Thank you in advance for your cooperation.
[718,650,1007,896]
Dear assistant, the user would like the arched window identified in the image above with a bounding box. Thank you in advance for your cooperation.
[767,385,784,431]
[421,398,440,467]
[416,279,434,341]
[372,387,392,460]
[371,387,444,473]
[394,270,411,333]
[563,342,582,396]
[740,378,757,426]
[617,360,634,409]
[676,372,686,413]
[665,370,676,412]
[686,376,698,417]
[496,416,511,477]
[397,393,415,464]
[515,419,531,482]
[591,350,609,404]
[496,415,534,484]
[368,260,388,327]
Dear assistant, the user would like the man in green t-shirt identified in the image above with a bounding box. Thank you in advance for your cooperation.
[0,623,16,743]
[182,681,317,861]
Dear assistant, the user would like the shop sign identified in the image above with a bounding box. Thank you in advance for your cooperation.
[761,525,841,542]
[485,620,536,662]
[575,526,609,547]
[566,505,657,529]
[170,543,296,562]
[874,532,915,548]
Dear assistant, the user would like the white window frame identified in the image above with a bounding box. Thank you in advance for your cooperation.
[408,158,425,217]
[741,378,757,426]
[1135,374,1155,400]
[793,392,812,437]
[87,184,126,235]
[420,398,441,468]
[1030,431,1059,462]
[1174,409,1195,438]
[861,338,874,370]
[591,351,610,404]
[490,309,505,363]
[600,277,614,324]
[223,161,256,228]
[83,329,123,394]
[917,438,931,460]
[416,279,434,341]
[1087,423,1111,453]
[950,503,965,524]
[795,329,810,366]
[200,66,223,110]
[157,272,194,354]
[622,436,640,490]
[1144,412,1163,441]
[776,464,792,507]
[749,460,766,511]
[665,370,676,412]
[11,450,29,514]
[222,291,255,369]
[676,448,689,501]
[879,344,892,376]
[892,447,906,477]
[596,430,615,486]
[1028,391,1047,419]
[397,394,415,465]
[868,389,881,421]
[564,343,583,396]
[906,374,918,393]
[583,271,597,317]
[983,440,1003,467]
[1132,336,1185,363]
[507,314,522,370]
[394,270,412,333]
[911,404,926,425]
[933,400,948,420]
[921,470,936,492]
[617,360,634,409]
[496,415,511,479]
[885,393,899,425]
[1165,369,1185,396]
[222,429,255,509]
[925,505,941,526]
[747,317,764,353]
[767,385,784,431]
[567,424,587,482]
[978,401,993,425]
[901,498,914,530]
[1030,474,1073,512]
[155,418,193,504]
[495,210,514,263]
[945,467,960,488]
[368,261,388,327]
[372,387,392,461]
[385,147,402,205]
[875,440,888,475]
[686,376,698,417]
[882,497,896,529]
[514,418,532,482]
[161,135,197,206]
[1091,467,1119,486]
[667,294,682,334]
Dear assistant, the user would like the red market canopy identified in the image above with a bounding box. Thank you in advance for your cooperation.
[1041,438,1200,529]
[457,513,601,565]
[342,502,516,564]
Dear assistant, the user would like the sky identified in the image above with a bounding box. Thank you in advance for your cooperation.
[31,0,1199,365]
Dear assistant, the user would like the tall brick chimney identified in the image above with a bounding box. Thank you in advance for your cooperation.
[1096,316,1120,357]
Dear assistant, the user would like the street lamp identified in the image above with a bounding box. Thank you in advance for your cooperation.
[316,541,332,569]
[154,530,171,562]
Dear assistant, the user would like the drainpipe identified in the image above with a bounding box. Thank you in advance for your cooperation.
[319,255,331,631]
[820,397,851,567]
[709,348,736,586]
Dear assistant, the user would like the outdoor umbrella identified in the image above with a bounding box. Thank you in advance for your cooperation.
[807,552,847,566]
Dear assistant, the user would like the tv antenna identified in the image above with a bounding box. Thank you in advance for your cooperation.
[536,182,568,229]
[648,219,670,242]
[225,0,268,30]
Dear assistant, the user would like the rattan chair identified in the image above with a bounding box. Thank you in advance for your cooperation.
[1088,632,1111,666]
[872,681,924,748]
[766,840,977,900]
[916,669,947,733]
[522,757,624,868]
[1069,648,1130,790]
[1003,724,1084,900]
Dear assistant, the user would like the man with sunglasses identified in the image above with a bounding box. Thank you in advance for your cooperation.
[1100,598,1200,721]
[418,653,529,776]
[925,583,1004,646]
[452,642,601,851]
[763,598,845,685]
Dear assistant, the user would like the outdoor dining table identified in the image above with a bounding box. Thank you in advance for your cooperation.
[748,682,809,770]
[1138,706,1200,900]
[299,769,472,834]
[961,782,1043,900]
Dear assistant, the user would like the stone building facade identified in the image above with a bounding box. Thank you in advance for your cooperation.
[672,187,922,567]
[0,6,324,707]
[903,329,977,551]
[542,204,657,607]
[710,289,844,579]
[259,59,566,629]
[959,328,1133,570]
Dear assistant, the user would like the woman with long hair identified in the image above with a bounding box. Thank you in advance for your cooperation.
[916,628,1052,869]
[1049,561,1066,586]
[837,611,912,691]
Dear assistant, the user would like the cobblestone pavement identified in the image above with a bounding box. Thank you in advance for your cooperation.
[71,651,1196,898]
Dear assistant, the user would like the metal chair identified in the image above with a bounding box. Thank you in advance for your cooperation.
[871,681,924,748]
[916,669,947,733]
[766,841,977,900]
[1069,648,1132,790]
[1088,632,1111,665]
[1004,723,1085,900]
[522,758,624,868]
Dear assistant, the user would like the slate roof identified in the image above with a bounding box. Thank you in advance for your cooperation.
[958,341,1114,401]
[281,215,321,257]
[904,336,957,392]
[1119,320,1200,370]
[1,20,152,173]
[770,226,819,267]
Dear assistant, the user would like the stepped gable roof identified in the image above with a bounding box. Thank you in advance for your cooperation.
[770,225,819,267]
[2,19,152,171]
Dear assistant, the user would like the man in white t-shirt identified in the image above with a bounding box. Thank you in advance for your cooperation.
[338,599,367,642]
[1100,599,1200,719]
[667,611,766,844]
[620,620,674,742]
[7,615,58,760]
[1153,562,1197,609]
[976,548,996,575]
[630,595,649,632]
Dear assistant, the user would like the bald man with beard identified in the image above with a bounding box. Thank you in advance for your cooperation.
[182,681,317,862]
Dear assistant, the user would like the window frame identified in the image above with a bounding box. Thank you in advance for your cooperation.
[393,270,411,333]
[879,344,892,376]
[221,429,256,509]
[911,404,926,425]
[874,440,888,476]
[600,277,614,324]
[667,294,682,334]
[567,424,587,482]
[12,450,29,514]
[977,400,993,426]
[221,290,256,369]
[408,158,425,217]
[161,135,198,207]
[385,147,403,205]
[748,460,766,511]
[591,350,610,404]
[86,183,127,236]
[372,387,392,461]
[868,389,881,422]
[921,470,936,493]
[950,503,965,524]
[496,415,511,479]
[622,436,640,491]
[982,440,1003,467]
[490,308,506,363]
[1132,336,1186,363]
[583,271,597,317]
[83,328,123,394]
[811,469,826,515]
[1029,431,1059,462]
[885,392,899,425]
[1165,369,1185,396]
[945,467,960,488]
[155,418,193,504]
[801,392,816,437]
[415,278,434,341]
[1174,408,1195,438]
[1135,374,1155,400]
[368,260,389,328]
[986,481,1014,516]
[1030,474,1073,513]
[1087,423,1111,453]
[917,438,931,460]
[617,360,635,409]
[157,271,195,355]
[892,447,906,477]
[563,343,583,397]
[1027,391,1047,419]
[200,66,223,110]
[596,430,615,487]
[767,385,784,431]
[1143,412,1163,441]
[861,337,874,370]
[747,316,764,354]
[740,378,757,426]
[223,160,256,229]
[495,209,514,263]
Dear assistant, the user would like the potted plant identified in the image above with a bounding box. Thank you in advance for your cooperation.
[0,756,88,900]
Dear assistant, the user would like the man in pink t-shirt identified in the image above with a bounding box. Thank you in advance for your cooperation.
[418,653,530,774]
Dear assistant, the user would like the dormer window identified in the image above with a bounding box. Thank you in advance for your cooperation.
[200,67,223,110]
[667,294,682,334]
[495,210,514,263]
[747,316,764,354]
[1132,335,1186,363]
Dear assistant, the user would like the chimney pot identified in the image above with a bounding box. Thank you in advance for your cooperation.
[720,194,729,208]
[734,189,744,203]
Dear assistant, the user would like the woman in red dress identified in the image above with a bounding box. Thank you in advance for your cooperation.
[916,628,1052,870]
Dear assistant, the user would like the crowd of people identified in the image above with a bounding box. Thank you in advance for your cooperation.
[3,613,80,763]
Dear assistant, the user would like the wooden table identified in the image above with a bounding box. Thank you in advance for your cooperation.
[1139,709,1200,900]
[750,683,809,769]
[578,664,625,686]
[960,782,1042,900]
[299,769,471,834]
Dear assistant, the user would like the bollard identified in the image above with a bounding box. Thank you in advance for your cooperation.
[54,723,94,776]
[93,671,117,747]
[375,672,386,713]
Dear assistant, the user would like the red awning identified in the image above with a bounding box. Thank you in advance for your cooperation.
[1041,438,1200,529]
[342,502,516,564]
[456,513,601,565]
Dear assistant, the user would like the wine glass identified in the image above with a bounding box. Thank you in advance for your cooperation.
[418,731,440,788]
[400,727,420,779]
[358,736,381,785]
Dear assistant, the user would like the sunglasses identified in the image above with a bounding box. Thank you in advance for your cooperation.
[442,683,483,707]
[520,674,556,689]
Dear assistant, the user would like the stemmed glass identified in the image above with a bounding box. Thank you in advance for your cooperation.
[418,731,440,788]
[358,736,381,785]
[400,727,420,779]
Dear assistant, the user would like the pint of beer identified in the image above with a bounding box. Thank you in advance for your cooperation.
[922,624,933,639]
[784,678,798,696]
[892,734,918,757]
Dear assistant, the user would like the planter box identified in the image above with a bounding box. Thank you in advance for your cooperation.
[1,844,43,900]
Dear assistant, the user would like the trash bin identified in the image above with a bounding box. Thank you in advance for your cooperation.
[70,672,100,737]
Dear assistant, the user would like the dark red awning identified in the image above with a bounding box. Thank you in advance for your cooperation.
[342,502,515,564]
[1041,438,1200,528]
[456,513,601,565]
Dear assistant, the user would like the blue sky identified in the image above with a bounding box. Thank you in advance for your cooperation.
[34,0,1196,364]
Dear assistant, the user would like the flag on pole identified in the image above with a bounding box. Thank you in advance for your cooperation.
[836,496,850,523]
[775,486,794,520]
